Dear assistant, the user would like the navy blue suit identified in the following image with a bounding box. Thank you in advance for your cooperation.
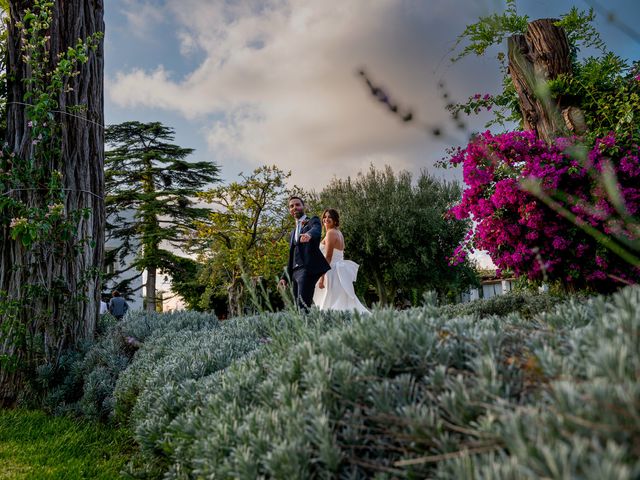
[285,215,330,310]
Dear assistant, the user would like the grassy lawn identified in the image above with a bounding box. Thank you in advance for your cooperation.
[0,409,134,479]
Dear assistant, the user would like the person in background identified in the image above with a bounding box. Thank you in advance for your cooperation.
[108,290,129,320]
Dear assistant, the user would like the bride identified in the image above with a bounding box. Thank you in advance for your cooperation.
[313,209,369,314]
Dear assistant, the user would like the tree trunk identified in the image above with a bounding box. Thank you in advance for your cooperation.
[227,277,243,317]
[142,152,157,312]
[0,0,104,405]
[145,265,157,312]
[373,270,389,307]
[508,18,586,143]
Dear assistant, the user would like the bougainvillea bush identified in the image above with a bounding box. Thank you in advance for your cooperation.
[447,4,640,291]
[449,130,640,291]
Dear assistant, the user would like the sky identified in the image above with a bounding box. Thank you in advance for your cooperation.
[104,0,640,190]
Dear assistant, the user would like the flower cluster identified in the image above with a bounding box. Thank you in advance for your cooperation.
[10,217,28,229]
[449,130,640,290]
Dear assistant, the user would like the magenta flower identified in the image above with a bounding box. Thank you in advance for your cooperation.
[447,130,640,290]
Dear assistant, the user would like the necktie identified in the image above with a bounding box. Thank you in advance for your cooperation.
[295,221,301,242]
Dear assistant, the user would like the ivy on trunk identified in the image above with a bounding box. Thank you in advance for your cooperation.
[0,0,105,405]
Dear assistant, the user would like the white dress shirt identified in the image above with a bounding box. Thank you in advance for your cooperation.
[295,215,307,242]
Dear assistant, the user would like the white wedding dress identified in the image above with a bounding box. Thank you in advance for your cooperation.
[313,244,369,314]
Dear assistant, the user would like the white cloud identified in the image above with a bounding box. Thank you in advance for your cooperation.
[119,0,166,40]
[108,0,499,187]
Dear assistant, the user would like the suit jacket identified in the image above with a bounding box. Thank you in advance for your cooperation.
[285,215,331,280]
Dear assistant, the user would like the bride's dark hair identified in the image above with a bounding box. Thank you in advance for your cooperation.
[322,208,340,227]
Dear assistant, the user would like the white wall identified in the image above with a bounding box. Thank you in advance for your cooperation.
[104,209,144,310]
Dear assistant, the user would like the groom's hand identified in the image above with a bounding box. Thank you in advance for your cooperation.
[299,233,311,243]
[278,279,287,289]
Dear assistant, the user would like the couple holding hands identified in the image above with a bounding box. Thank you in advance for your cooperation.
[279,195,369,314]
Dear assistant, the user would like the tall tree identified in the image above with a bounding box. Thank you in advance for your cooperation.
[105,121,219,312]
[0,0,104,404]
[320,166,476,305]
[0,1,9,141]
[195,166,291,316]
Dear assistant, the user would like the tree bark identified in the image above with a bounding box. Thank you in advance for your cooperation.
[508,18,585,143]
[227,277,243,317]
[0,0,104,405]
[145,265,157,312]
[142,150,157,312]
[373,270,390,307]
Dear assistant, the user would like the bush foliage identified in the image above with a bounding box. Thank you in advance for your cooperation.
[165,288,636,479]
[40,287,639,478]
[434,290,564,320]
[42,310,220,420]
[47,288,634,479]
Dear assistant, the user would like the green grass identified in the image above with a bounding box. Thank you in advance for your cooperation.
[0,409,134,479]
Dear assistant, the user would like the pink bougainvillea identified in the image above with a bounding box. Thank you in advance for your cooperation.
[449,130,640,290]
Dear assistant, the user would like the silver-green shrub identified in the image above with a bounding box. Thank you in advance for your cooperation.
[44,310,220,420]
[122,288,639,479]
[434,291,566,319]
[115,308,355,474]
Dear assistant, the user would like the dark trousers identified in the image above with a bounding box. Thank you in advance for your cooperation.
[292,269,322,312]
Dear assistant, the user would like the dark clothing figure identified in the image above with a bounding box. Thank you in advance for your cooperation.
[285,215,331,311]
[108,296,129,320]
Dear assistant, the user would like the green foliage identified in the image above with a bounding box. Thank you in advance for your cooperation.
[120,287,638,479]
[0,409,133,479]
[450,2,617,132]
[163,255,208,311]
[549,54,640,144]
[453,2,603,65]
[451,0,528,62]
[113,317,267,461]
[439,287,640,479]
[320,165,477,305]
[194,165,292,315]
[105,121,220,303]
[555,7,606,58]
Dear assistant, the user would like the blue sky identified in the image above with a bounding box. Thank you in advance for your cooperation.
[104,0,640,189]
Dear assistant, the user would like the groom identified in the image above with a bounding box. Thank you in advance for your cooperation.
[279,195,330,311]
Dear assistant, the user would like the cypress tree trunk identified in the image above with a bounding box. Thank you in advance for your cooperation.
[0,0,104,405]
[508,18,586,143]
